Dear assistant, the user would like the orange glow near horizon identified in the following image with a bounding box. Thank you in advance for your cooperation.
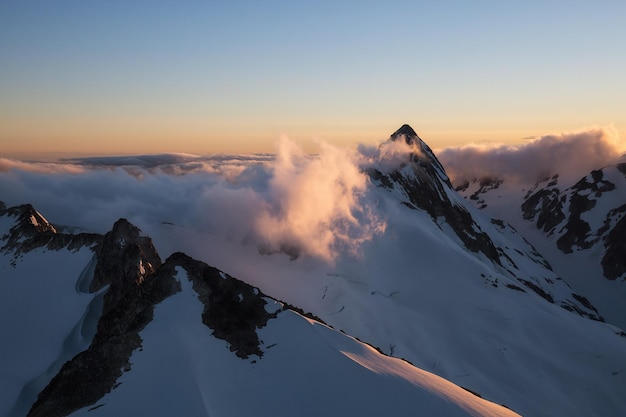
[2,3,625,160]
[2,122,624,160]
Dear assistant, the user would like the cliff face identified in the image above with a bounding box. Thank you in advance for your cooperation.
[26,220,282,417]
[0,203,101,265]
[520,165,626,281]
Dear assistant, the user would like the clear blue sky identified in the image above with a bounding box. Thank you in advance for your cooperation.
[1,1,624,156]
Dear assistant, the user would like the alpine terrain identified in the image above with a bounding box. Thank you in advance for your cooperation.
[1,125,625,417]
[455,151,626,330]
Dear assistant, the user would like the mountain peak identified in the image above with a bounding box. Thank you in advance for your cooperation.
[90,218,162,294]
[385,123,450,186]
[390,124,420,145]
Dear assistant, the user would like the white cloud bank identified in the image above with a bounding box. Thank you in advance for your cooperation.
[3,125,622,262]
[0,139,385,264]
[437,126,626,185]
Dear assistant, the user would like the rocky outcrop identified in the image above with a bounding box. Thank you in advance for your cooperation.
[521,179,565,235]
[521,167,626,280]
[0,203,101,264]
[368,125,501,265]
[374,129,604,321]
[166,252,282,358]
[27,219,178,417]
[26,219,283,417]
[90,219,162,297]
[601,204,626,280]
[556,171,615,253]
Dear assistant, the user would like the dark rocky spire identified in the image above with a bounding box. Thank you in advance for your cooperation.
[390,124,420,145]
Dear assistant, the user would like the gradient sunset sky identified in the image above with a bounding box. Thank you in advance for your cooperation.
[1,1,624,158]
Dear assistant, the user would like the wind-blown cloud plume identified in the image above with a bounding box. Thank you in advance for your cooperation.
[256,137,384,261]
[438,126,626,185]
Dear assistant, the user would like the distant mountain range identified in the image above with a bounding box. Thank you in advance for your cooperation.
[1,125,625,417]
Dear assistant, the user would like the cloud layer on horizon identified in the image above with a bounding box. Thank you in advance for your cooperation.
[2,126,624,263]
[0,139,385,264]
[437,126,625,185]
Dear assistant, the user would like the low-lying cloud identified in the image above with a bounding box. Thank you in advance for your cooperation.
[0,158,86,174]
[0,139,385,264]
[4,125,621,263]
[438,126,625,185]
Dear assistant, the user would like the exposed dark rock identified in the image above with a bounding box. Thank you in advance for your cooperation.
[521,188,565,234]
[557,170,615,253]
[515,278,603,320]
[27,220,178,417]
[572,293,598,312]
[371,125,502,265]
[281,302,326,325]
[560,299,604,322]
[27,220,284,417]
[601,211,626,280]
[505,283,526,292]
[90,218,162,297]
[389,124,451,187]
[166,252,282,358]
[553,170,616,253]
[491,218,505,228]
[522,168,619,255]
[467,177,503,208]
[518,279,554,304]
[0,204,101,263]
[367,168,394,188]
[547,175,559,187]
[4,203,56,233]
[391,124,420,144]
[556,215,592,254]
[461,386,483,398]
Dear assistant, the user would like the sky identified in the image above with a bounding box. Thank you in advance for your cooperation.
[1,1,625,158]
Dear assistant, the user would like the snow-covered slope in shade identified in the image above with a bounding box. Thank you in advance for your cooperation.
[68,267,518,417]
[456,162,626,330]
[141,126,626,417]
[2,126,626,417]
[0,205,101,417]
[0,204,518,417]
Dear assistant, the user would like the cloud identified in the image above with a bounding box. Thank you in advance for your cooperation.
[61,153,277,180]
[0,158,85,174]
[357,135,423,173]
[437,126,625,185]
[0,139,384,264]
[256,137,385,262]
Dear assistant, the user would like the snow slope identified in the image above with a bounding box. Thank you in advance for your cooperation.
[0,204,519,417]
[160,188,626,417]
[1,126,626,417]
[0,207,101,417]
[456,163,626,330]
[69,267,518,417]
[128,127,626,417]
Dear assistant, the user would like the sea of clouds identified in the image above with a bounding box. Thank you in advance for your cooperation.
[1,126,624,264]
[0,137,395,264]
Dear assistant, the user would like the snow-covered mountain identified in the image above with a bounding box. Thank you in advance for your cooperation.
[456,158,626,330]
[2,125,626,417]
[0,203,519,417]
